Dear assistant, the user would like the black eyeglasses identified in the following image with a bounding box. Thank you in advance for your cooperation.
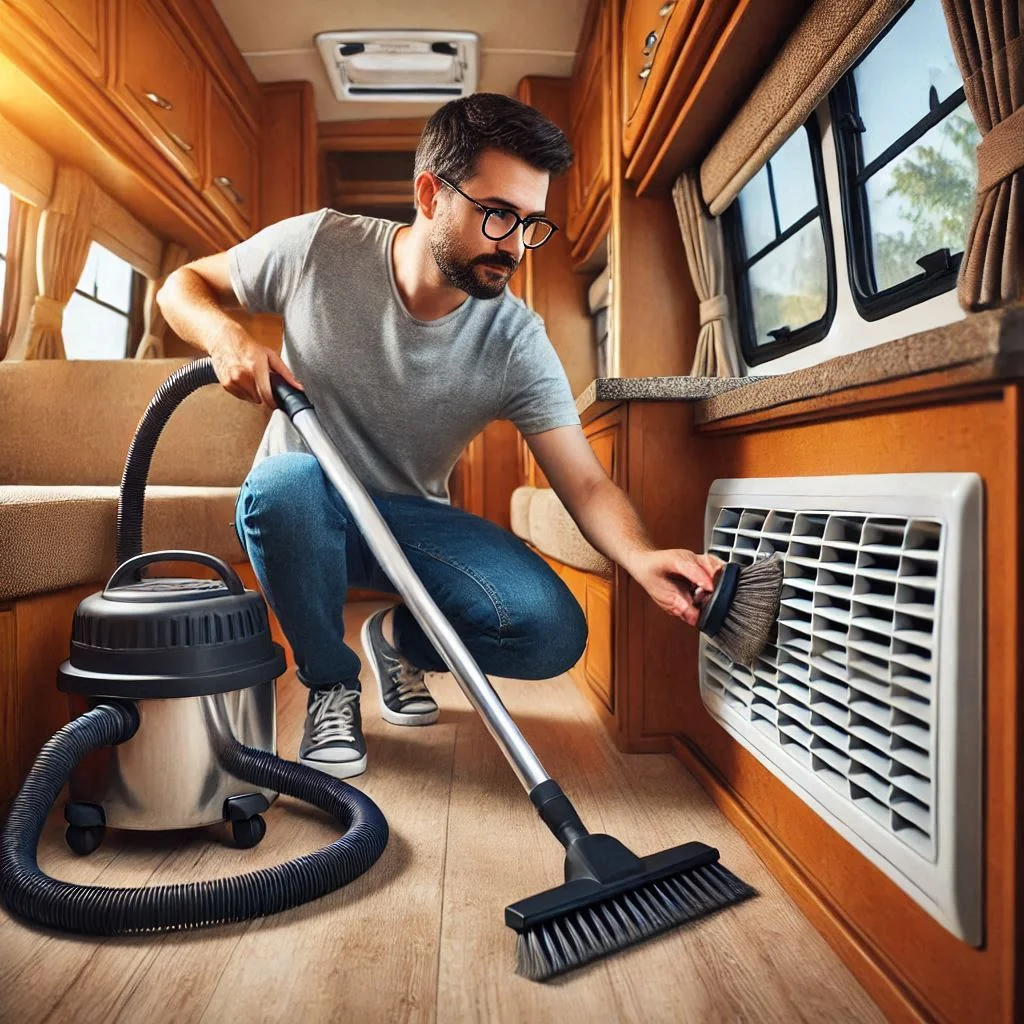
[435,175,559,249]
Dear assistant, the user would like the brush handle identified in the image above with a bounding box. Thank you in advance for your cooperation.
[269,374,553,795]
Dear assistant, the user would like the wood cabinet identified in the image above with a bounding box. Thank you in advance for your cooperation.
[111,0,204,183]
[566,0,611,264]
[621,0,702,159]
[5,0,108,80]
[203,72,258,234]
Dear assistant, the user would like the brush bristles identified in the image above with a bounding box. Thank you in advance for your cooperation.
[514,861,757,982]
[714,554,784,666]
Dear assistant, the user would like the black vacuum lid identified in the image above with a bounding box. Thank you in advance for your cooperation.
[59,551,286,699]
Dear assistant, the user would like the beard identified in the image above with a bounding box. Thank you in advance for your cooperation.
[430,219,518,299]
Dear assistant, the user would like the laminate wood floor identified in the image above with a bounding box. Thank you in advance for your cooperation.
[0,602,885,1023]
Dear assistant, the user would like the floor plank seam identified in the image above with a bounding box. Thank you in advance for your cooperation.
[433,714,459,1022]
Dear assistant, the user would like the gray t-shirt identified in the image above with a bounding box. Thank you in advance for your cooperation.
[228,210,580,504]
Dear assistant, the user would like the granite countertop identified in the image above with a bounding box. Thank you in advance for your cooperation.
[574,306,1024,422]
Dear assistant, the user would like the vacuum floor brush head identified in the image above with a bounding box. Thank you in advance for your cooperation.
[506,837,757,981]
[699,554,784,666]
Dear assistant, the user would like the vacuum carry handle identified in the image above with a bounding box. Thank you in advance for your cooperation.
[105,550,245,595]
[270,372,312,419]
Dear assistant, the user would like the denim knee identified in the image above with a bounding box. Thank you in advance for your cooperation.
[507,571,589,679]
[240,453,339,533]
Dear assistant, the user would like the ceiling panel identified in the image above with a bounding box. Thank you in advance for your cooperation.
[213,0,588,121]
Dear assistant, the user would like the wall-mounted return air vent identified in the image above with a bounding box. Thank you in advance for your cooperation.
[699,474,983,945]
[315,30,479,103]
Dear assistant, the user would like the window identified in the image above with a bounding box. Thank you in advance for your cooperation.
[725,120,836,365]
[0,184,10,318]
[63,242,140,359]
[830,0,979,319]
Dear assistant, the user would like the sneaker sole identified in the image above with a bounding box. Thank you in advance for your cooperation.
[298,753,368,779]
[360,614,440,727]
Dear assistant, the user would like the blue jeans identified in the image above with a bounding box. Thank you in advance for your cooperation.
[233,453,588,691]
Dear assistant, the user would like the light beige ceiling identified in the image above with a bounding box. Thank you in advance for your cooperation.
[212,0,590,122]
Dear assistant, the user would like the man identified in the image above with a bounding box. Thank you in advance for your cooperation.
[157,93,721,780]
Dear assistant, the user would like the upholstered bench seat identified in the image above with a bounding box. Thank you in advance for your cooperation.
[0,484,244,601]
[510,485,613,579]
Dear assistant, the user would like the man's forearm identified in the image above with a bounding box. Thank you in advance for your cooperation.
[569,477,657,577]
[157,268,241,356]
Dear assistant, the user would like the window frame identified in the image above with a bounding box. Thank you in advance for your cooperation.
[828,3,969,321]
[724,117,838,366]
[64,242,141,359]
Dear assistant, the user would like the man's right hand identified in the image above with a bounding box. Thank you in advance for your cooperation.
[210,330,304,410]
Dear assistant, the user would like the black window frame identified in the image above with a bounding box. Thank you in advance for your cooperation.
[829,1,970,321]
[724,116,837,367]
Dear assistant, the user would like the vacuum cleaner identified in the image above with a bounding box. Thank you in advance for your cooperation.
[1,357,757,980]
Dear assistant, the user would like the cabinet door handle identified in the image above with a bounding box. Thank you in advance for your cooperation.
[658,1,675,15]
[638,63,653,80]
[643,31,658,56]
[143,91,173,111]
[215,175,244,205]
[166,129,194,154]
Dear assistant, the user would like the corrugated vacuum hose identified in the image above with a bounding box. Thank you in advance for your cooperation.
[1,702,389,934]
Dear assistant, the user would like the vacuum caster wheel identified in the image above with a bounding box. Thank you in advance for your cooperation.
[65,823,105,856]
[231,814,266,849]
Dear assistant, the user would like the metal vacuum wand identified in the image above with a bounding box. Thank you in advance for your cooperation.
[269,374,551,793]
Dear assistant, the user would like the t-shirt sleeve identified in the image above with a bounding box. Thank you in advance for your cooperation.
[497,322,581,435]
[227,209,327,315]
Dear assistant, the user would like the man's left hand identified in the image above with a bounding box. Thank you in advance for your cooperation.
[629,549,725,627]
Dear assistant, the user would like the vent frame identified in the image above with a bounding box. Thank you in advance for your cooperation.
[314,30,479,103]
[699,473,983,945]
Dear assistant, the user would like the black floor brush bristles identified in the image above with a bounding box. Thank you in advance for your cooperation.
[513,859,757,981]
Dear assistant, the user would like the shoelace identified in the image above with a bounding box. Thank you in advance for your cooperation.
[388,655,432,702]
[308,685,359,744]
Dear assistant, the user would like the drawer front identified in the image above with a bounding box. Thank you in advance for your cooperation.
[114,0,203,182]
[203,73,257,235]
[6,0,108,80]
[622,0,703,158]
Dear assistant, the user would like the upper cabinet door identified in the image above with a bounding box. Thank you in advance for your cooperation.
[622,0,702,160]
[5,0,109,80]
[566,3,610,253]
[111,0,203,184]
[203,73,258,237]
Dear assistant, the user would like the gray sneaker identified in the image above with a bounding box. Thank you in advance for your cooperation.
[360,608,440,726]
[298,683,367,779]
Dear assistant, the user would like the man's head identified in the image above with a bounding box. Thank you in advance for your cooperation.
[412,93,573,299]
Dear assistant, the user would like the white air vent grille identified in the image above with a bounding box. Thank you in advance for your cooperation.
[699,475,982,945]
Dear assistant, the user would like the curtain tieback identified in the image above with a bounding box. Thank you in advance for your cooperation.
[976,103,1024,194]
[699,294,730,325]
[28,295,66,332]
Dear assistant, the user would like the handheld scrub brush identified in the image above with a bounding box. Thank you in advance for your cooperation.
[698,554,784,665]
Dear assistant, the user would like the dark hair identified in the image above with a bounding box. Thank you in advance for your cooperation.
[414,92,573,185]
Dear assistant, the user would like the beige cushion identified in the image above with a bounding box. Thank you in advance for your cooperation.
[510,485,535,541]
[0,358,269,486]
[0,485,244,601]
[512,484,614,579]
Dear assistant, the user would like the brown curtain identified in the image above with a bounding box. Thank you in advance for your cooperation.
[135,241,190,359]
[672,170,741,377]
[24,166,99,360]
[941,0,1024,309]
[0,195,30,360]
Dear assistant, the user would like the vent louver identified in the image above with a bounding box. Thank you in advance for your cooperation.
[699,475,982,945]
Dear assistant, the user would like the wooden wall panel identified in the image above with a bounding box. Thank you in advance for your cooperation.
[627,386,1019,1024]
[0,608,18,805]
[259,81,317,230]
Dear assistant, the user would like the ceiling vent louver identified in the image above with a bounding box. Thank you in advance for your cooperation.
[315,30,479,103]
[699,474,983,946]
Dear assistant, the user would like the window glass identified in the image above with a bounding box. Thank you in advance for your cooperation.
[63,242,135,359]
[729,120,833,360]
[853,0,965,166]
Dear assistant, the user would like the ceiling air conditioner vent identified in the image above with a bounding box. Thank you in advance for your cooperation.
[315,30,479,102]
